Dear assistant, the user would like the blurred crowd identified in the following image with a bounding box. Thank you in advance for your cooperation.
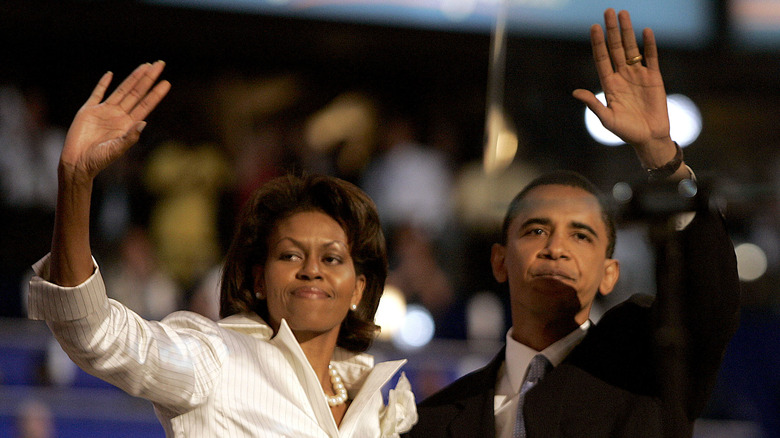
[2,67,780,436]
[4,67,780,331]
[1,72,533,339]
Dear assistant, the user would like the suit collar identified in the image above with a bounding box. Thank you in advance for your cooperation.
[446,348,505,436]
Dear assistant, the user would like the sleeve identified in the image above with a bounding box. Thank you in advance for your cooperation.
[654,208,741,420]
[28,254,228,413]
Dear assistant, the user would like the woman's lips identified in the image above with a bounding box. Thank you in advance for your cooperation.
[291,286,330,299]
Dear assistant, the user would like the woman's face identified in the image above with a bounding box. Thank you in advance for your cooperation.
[255,210,365,340]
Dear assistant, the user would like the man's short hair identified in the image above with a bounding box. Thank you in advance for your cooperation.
[501,170,617,258]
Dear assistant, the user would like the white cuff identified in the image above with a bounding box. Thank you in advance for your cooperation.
[27,253,108,321]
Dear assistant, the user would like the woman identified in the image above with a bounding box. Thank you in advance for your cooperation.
[28,61,417,437]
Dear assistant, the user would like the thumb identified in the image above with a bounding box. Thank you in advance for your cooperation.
[115,121,146,154]
[572,89,612,126]
[572,89,603,112]
[95,121,147,172]
[130,121,147,140]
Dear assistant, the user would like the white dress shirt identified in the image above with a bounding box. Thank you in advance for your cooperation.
[493,322,590,438]
[28,255,417,437]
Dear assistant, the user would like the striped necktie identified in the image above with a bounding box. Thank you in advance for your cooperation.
[513,354,552,438]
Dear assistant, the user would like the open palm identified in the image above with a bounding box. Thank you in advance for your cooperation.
[61,61,170,180]
[573,9,671,147]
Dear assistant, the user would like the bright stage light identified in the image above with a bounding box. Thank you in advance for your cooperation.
[667,94,702,146]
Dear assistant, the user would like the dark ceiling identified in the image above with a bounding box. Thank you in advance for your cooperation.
[2,0,779,189]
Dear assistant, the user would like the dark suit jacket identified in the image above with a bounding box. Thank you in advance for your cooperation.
[408,210,740,438]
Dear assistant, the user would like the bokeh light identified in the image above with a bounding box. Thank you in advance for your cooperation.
[393,304,436,350]
[466,291,504,340]
[374,285,407,340]
[735,242,768,282]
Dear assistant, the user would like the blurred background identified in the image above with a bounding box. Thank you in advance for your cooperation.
[1,0,778,436]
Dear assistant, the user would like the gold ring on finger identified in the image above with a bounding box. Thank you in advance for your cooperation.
[626,55,643,65]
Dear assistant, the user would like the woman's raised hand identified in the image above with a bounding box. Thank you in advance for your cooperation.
[60,61,170,181]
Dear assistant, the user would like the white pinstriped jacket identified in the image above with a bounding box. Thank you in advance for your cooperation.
[28,255,417,437]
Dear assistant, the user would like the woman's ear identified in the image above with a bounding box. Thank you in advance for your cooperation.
[352,274,366,309]
[252,265,265,299]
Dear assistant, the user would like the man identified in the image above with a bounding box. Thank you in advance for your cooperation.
[407,9,740,438]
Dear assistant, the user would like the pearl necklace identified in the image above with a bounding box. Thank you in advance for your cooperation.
[326,364,349,407]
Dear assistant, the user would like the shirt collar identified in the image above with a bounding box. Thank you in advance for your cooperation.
[504,320,590,393]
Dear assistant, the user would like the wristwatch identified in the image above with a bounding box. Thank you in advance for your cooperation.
[646,142,683,180]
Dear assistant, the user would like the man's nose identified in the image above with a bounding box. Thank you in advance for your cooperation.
[540,233,569,259]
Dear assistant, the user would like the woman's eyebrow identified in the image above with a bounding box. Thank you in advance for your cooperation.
[272,236,348,249]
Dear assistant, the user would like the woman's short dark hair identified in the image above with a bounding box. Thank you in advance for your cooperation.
[501,170,617,258]
[220,174,388,352]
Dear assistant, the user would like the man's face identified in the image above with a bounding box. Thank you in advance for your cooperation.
[491,184,619,326]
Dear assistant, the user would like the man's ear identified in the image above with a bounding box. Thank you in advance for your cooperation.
[491,243,508,283]
[598,258,620,296]
[252,265,265,299]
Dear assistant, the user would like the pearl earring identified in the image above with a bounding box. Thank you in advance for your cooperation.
[351,304,357,311]
[255,292,261,299]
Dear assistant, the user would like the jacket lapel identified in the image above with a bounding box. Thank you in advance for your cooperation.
[271,319,341,437]
[339,359,407,435]
[447,349,504,437]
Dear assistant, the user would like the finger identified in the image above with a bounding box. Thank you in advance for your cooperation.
[588,24,614,84]
[603,8,627,71]
[119,60,167,113]
[618,9,642,63]
[105,63,151,106]
[642,28,660,72]
[129,79,171,121]
[85,72,114,106]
